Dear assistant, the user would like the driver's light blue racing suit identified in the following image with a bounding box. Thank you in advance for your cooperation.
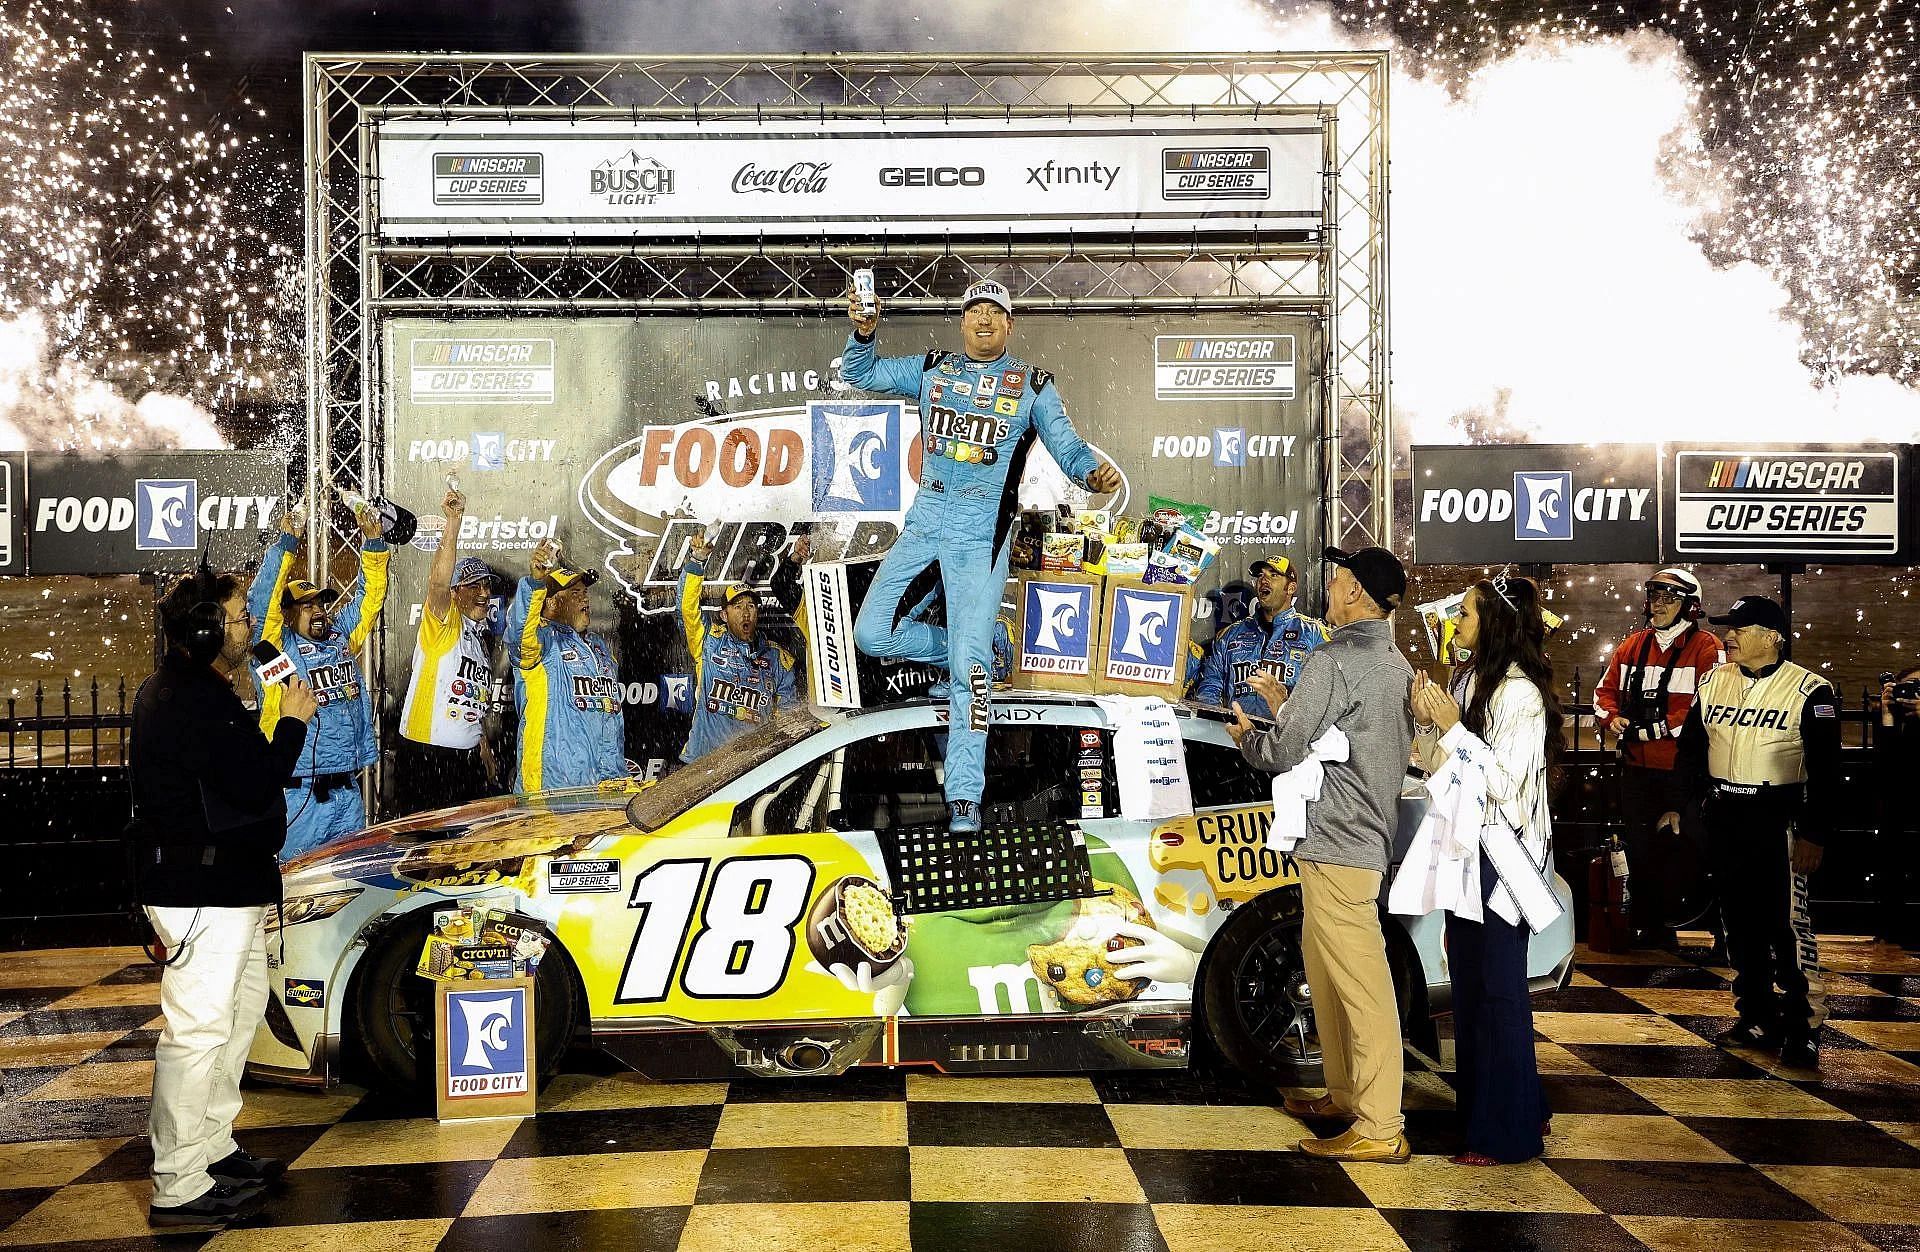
[841,330,1101,810]
[1190,607,1328,719]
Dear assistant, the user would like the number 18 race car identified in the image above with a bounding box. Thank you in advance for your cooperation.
[249,694,1575,1092]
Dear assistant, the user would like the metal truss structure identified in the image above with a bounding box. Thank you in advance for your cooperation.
[303,53,1389,566]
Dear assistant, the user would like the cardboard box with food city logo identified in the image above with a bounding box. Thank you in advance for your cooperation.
[1094,578,1195,699]
[1008,570,1104,695]
[1663,444,1909,563]
[434,977,536,1121]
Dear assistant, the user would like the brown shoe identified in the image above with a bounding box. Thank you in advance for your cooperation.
[1298,1126,1412,1163]
[1283,1093,1351,1120]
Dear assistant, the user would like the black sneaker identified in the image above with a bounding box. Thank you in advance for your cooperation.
[1715,1020,1781,1049]
[1779,1036,1820,1069]
[148,1178,265,1228]
[209,1147,285,1185]
[948,800,981,834]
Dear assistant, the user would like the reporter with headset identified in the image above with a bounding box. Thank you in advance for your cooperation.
[131,568,316,1228]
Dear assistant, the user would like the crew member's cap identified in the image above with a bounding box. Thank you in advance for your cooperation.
[1646,567,1702,598]
[452,557,496,588]
[545,564,599,593]
[1708,595,1788,634]
[1250,554,1295,579]
[961,279,1013,315]
[723,584,758,606]
[282,579,340,608]
[1323,545,1407,611]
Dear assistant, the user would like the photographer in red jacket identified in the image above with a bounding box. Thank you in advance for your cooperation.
[130,568,316,1228]
[1593,568,1724,947]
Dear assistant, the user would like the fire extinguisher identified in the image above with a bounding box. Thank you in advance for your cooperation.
[1588,832,1634,953]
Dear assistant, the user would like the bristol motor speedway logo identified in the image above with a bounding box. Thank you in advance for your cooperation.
[1021,580,1093,675]
[579,401,919,613]
[446,986,529,1098]
[1108,587,1181,683]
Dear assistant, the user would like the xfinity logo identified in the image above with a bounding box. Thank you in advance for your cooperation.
[811,401,901,512]
[731,160,831,195]
[136,480,196,550]
[1027,160,1120,192]
[1515,471,1573,541]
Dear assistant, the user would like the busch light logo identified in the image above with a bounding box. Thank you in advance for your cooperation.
[471,432,506,471]
[1213,427,1246,468]
[1108,587,1181,683]
[1514,471,1572,541]
[811,401,901,512]
[446,986,529,1097]
[135,480,197,551]
[1021,580,1093,675]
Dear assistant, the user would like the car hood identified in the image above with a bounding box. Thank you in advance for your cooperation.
[282,787,637,893]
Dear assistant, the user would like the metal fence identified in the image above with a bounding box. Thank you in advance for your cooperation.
[1,677,132,769]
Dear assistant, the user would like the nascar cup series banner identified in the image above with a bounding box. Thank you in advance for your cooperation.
[1662,444,1910,563]
[374,117,1325,237]
[381,313,1323,734]
[1411,444,1660,565]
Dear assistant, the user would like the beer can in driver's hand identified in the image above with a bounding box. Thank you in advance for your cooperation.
[853,268,877,318]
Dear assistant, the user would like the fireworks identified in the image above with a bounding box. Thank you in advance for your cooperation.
[0,0,292,449]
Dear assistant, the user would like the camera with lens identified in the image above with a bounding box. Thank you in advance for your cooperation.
[1880,672,1920,705]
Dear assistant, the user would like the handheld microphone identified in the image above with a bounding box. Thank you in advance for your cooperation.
[251,640,296,687]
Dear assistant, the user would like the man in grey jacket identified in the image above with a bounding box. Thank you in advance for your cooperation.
[1229,544,1415,1162]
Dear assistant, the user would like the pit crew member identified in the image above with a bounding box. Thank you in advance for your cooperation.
[1664,595,1836,1069]
[1192,553,1328,718]
[250,501,389,858]
[680,530,800,764]
[505,539,625,792]
[841,278,1123,834]
[1593,567,1723,946]
[396,487,500,811]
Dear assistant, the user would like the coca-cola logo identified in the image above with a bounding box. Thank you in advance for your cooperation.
[731,161,832,195]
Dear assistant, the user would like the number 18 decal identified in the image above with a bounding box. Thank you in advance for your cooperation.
[615,856,816,1003]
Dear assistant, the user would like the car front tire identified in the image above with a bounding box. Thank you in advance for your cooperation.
[351,906,584,1095]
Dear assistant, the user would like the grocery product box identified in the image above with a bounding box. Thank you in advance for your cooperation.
[1094,577,1196,698]
[1007,569,1104,694]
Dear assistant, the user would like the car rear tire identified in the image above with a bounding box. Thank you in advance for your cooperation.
[352,906,583,1095]
[1200,887,1416,1089]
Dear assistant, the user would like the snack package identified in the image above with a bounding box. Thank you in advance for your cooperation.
[1416,591,1469,663]
[1163,523,1219,577]
[1040,532,1087,572]
[1110,516,1142,545]
[1142,551,1189,584]
[417,903,536,981]
[1102,542,1149,578]
[1147,495,1212,537]
[1074,509,1111,535]
[480,907,551,967]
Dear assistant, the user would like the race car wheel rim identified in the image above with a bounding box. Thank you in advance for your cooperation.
[385,965,435,1064]
[1233,922,1321,1068]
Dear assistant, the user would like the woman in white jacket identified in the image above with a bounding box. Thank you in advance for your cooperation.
[1411,575,1561,1164]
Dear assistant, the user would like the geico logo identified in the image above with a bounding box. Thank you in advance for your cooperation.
[1151,434,1295,458]
[458,515,558,541]
[34,494,278,533]
[1200,510,1298,538]
[1418,487,1651,524]
[878,166,986,187]
[408,438,556,463]
[633,425,806,488]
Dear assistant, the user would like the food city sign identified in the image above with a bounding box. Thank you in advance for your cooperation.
[375,116,1324,238]
[20,451,285,576]
[1663,445,1907,563]
[1411,443,1660,566]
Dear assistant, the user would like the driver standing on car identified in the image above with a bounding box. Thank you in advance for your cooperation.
[840,278,1123,835]
[505,539,626,792]
[679,530,800,764]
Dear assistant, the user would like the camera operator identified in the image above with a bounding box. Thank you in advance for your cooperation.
[1873,666,1920,948]
[1593,568,1723,947]
[131,569,317,1227]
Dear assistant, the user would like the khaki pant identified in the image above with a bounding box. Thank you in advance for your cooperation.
[1299,858,1404,1140]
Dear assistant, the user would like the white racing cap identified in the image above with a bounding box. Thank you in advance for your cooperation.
[961,279,1014,315]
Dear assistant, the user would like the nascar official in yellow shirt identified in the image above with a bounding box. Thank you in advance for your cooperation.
[396,488,500,812]
[1665,595,1836,1070]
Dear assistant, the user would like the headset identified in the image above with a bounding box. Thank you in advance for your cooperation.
[169,559,235,666]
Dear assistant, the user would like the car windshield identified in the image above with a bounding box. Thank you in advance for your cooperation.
[625,704,833,833]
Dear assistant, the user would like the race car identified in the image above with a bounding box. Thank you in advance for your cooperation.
[249,694,1575,1092]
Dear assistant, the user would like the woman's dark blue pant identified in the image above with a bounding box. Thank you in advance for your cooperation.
[1447,853,1550,1162]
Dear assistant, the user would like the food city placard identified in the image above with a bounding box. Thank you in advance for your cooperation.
[1662,444,1909,563]
[374,116,1326,238]
[1411,443,1660,565]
